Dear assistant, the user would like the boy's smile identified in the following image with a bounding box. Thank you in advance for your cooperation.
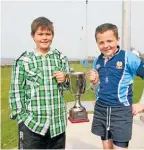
[32,27,54,53]
[96,30,120,57]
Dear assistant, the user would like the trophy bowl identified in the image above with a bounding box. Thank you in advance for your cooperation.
[70,72,86,94]
[68,72,89,123]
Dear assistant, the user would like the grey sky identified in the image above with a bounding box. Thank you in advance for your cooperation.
[1,0,144,59]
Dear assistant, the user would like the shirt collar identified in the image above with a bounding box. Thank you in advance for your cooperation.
[33,47,55,57]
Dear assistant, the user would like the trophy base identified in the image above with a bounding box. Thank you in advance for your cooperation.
[68,110,89,123]
[68,116,89,123]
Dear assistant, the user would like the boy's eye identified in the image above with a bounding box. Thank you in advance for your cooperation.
[38,33,52,36]
[107,40,112,43]
[46,33,51,36]
[38,33,43,35]
[99,41,104,45]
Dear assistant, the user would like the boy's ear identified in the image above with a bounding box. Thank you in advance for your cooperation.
[31,33,34,38]
[118,37,120,41]
[31,34,35,41]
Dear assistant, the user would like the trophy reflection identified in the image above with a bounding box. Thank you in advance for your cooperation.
[68,72,89,123]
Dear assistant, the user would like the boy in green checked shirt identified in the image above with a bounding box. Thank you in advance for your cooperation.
[9,16,70,149]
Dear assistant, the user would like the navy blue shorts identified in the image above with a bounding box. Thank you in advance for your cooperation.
[91,103,133,147]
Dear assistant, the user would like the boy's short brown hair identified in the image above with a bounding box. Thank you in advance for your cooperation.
[31,17,54,36]
[95,23,119,41]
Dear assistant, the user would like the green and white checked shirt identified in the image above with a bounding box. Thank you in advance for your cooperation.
[9,48,70,137]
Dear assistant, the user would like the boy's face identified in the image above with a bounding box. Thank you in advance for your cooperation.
[32,27,53,51]
[96,30,119,56]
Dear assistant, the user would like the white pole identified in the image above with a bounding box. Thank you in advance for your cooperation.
[85,0,88,58]
[122,0,131,50]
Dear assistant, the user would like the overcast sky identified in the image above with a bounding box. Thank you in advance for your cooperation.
[1,0,144,59]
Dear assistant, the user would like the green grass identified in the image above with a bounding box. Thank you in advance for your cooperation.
[133,77,144,103]
[1,67,18,149]
[1,64,144,149]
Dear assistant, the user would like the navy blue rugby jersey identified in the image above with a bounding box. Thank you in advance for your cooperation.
[93,49,144,107]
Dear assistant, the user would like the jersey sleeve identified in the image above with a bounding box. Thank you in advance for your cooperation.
[127,50,144,79]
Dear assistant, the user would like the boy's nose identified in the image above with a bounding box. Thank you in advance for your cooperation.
[103,42,109,48]
[42,34,48,39]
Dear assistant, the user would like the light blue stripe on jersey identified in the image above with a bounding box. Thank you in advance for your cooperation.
[118,50,141,106]
[93,57,98,70]
[92,57,99,100]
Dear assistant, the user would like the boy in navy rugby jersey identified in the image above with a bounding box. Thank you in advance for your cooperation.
[89,23,144,149]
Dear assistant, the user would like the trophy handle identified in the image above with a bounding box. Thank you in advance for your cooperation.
[84,71,99,94]
[85,83,99,93]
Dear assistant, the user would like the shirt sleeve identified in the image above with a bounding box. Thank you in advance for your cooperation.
[9,60,26,119]
[127,51,144,79]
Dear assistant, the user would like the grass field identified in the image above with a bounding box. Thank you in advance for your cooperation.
[1,64,144,149]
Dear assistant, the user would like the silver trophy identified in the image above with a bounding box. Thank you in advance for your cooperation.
[68,72,89,123]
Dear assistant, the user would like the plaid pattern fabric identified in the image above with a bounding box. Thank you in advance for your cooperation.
[9,48,70,137]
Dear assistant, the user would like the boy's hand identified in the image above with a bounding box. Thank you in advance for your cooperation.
[89,70,99,85]
[52,71,66,83]
[132,104,144,115]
